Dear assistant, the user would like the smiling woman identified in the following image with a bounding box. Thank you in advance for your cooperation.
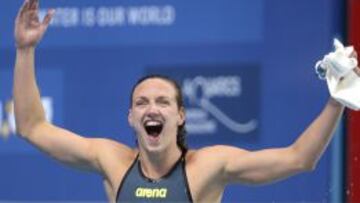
[130,75,188,152]
[9,0,353,202]
[128,75,186,157]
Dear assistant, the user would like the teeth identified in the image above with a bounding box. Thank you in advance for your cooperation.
[145,121,162,126]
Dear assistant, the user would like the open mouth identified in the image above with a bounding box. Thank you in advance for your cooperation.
[144,121,163,137]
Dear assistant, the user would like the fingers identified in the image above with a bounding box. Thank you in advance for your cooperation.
[350,50,358,59]
[350,48,359,76]
[17,0,30,19]
[28,0,38,10]
[42,9,55,29]
[352,50,359,77]
[18,0,53,27]
[17,0,39,20]
[354,67,360,77]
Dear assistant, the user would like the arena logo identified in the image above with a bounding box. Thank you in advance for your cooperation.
[0,97,54,140]
[182,75,258,135]
[135,187,167,198]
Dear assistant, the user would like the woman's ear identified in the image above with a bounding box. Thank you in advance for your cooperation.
[178,107,185,126]
[128,109,134,127]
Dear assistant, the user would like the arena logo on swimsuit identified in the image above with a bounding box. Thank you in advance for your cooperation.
[135,187,168,198]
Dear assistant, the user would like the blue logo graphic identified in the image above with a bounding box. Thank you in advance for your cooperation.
[147,65,260,138]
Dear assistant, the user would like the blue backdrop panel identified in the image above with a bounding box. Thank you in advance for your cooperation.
[0,0,344,202]
[1,0,263,48]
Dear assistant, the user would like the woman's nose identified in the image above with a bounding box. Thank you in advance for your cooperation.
[146,103,160,114]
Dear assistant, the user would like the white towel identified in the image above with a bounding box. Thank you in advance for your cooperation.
[315,38,360,110]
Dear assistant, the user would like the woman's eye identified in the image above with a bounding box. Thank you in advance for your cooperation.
[135,101,146,106]
[159,100,170,105]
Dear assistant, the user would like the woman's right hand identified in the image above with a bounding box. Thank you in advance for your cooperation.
[14,0,55,49]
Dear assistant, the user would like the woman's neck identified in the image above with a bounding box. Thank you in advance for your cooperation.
[139,146,182,179]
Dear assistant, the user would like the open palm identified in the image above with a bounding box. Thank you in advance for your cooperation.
[15,0,54,48]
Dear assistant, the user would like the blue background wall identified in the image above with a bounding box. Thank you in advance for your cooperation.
[0,0,345,202]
